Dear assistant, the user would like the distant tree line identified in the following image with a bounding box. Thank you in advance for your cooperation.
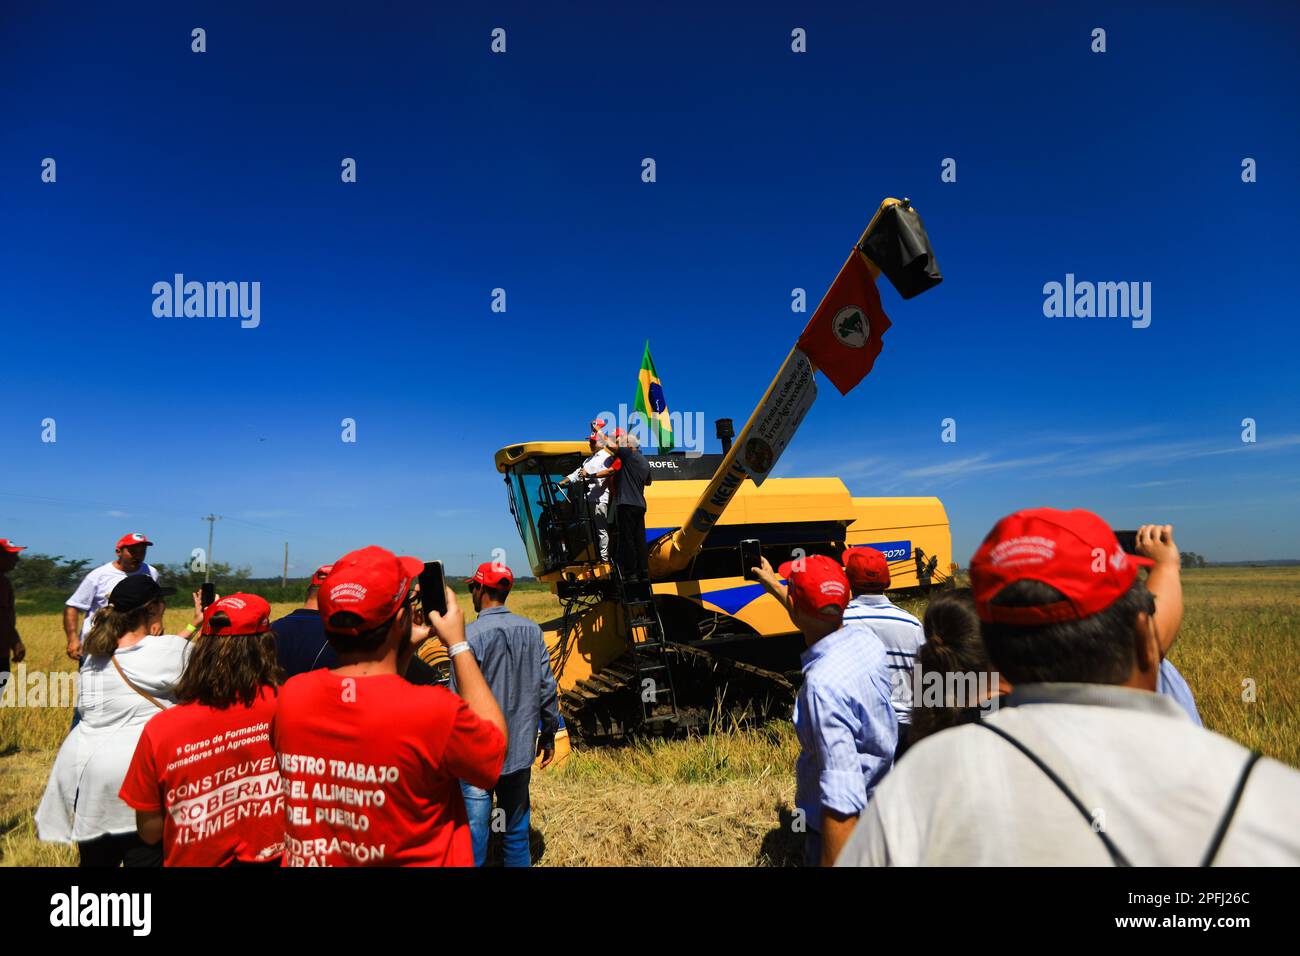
[8,553,536,603]
[8,553,256,593]
[1180,551,1208,569]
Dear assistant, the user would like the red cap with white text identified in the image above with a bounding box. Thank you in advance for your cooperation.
[202,593,273,636]
[471,561,513,591]
[318,546,423,636]
[777,554,851,616]
[971,508,1153,626]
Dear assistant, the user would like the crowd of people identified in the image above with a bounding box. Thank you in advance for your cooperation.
[752,509,1300,866]
[4,487,1299,867]
[16,533,556,868]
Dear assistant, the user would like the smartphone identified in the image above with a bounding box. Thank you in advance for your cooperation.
[740,539,761,581]
[1113,530,1139,555]
[419,561,447,618]
[200,582,216,609]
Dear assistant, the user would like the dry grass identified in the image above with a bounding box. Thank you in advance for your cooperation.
[3,567,1297,866]
[532,721,803,866]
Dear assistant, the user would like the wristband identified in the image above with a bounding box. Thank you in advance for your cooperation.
[448,641,472,658]
[183,623,198,635]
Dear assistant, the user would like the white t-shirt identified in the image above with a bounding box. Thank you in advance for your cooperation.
[836,684,1300,866]
[36,633,191,843]
[842,594,925,725]
[566,451,615,506]
[66,562,161,638]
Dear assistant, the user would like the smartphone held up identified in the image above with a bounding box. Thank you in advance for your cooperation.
[419,561,447,618]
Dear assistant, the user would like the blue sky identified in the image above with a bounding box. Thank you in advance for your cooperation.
[2,1,1298,576]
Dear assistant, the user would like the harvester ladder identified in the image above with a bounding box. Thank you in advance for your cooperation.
[616,574,679,728]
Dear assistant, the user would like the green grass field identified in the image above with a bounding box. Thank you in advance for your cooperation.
[2,567,1296,866]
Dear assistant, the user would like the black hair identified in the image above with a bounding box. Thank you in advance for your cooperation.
[325,608,406,654]
[469,580,509,604]
[911,589,992,744]
[981,580,1153,685]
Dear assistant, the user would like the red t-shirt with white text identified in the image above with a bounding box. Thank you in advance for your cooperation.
[271,669,504,867]
[119,686,284,866]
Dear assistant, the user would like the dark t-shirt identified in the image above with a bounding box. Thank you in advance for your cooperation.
[612,447,651,509]
[273,609,338,678]
[272,608,442,685]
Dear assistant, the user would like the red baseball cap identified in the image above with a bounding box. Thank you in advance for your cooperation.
[971,508,1154,626]
[590,418,608,430]
[319,546,423,636]
[844,547,890,590]
[470,561,513,591]
[0,539,26,553]
[778,554,851,617]
[116,531,153,549]
[202,593,273,636]
[311,564,334,584]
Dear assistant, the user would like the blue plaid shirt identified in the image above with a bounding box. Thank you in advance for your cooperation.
[793,625,898,830]
[453,605,560,775]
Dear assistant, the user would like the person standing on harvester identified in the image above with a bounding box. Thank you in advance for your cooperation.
[602,430,652,583]
[559,432,617,562]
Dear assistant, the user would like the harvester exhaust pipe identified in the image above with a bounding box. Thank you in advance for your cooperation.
[715,418,735,454]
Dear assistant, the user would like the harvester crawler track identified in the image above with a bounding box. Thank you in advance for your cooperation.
[560,642,797,747]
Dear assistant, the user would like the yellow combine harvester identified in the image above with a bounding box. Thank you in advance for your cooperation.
[493,443,950,745]
[438,198,948,746]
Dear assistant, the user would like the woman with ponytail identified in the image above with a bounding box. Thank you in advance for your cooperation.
[120,593,285,866]
[36,575,199,866]
[909,589,1011,747]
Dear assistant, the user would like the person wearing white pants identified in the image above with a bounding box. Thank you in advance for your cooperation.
[560,431,617,562]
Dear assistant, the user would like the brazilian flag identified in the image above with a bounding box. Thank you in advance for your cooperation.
[634,341,673,450]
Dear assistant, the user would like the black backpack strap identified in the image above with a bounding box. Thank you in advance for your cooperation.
[974,720,1132,867]
[1199,751,1263,867]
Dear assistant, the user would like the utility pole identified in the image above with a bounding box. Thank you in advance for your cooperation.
[202,514,221,584]
[468,552,476,575]
[282,542,289,588]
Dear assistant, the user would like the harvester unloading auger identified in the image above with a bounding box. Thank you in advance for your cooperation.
[429,199,949,748]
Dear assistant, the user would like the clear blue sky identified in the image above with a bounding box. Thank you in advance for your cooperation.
[2,1,1298,576]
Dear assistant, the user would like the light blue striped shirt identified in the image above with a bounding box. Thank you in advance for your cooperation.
[1158,658,1202,726]
[842,593,925,725]
[793,625,898,829]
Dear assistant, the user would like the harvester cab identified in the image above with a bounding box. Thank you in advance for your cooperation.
[497,442,594,578]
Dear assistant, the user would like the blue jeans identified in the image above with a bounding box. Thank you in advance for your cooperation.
[461,768,532,867]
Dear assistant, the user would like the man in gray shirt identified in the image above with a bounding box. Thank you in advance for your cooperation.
[454,561,560,866]
[838,507,1300,867]
[602,430,653,582]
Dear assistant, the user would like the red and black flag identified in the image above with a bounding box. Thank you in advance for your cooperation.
[796,250,892,396]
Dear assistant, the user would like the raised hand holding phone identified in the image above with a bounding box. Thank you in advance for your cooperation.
[422,580,507,742]
[418,561,448,618]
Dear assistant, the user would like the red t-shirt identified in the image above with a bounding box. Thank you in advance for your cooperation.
[271,669,504,867]
[119,686,284,866]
